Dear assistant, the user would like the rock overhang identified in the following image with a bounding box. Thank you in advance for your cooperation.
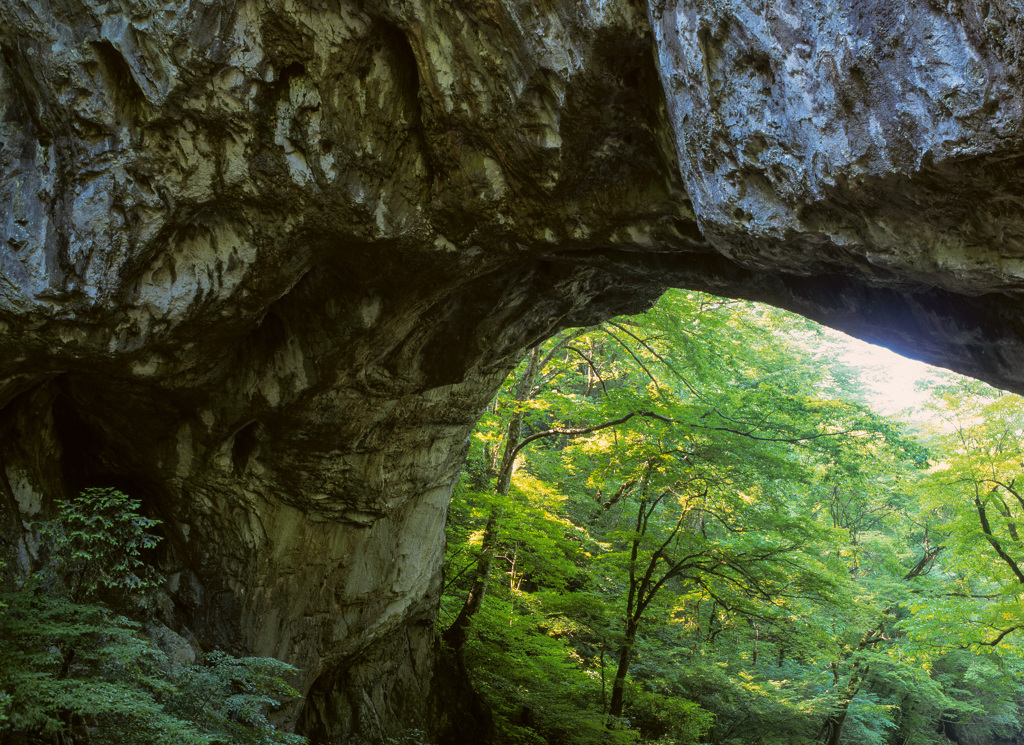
[2,0,1024,740]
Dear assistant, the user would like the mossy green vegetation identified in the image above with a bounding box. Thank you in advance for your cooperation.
[0,488,306,745]
[442,290,1024,745]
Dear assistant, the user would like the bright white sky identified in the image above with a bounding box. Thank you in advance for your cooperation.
[826,330,946,416]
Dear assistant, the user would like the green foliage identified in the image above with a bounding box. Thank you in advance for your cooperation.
[444,289,1024,745]
[166,653,307,745]
[40,487,162,602]
[462,592,641,745]
[0,488,307,745]
[0,580,191,743]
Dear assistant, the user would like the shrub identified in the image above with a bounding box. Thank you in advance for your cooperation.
[0,488,306,745]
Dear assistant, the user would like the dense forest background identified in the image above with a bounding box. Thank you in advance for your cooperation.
[441,290,1024,745]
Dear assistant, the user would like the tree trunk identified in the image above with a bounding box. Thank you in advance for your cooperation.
[608,467,651,721]
[817,663,867,745]
[443,509,501,650]
[608,620,638,719]
[444,348,541,650]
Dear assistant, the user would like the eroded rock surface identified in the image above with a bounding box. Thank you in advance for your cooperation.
[651,0,1024,380]
[1,0,1024,741]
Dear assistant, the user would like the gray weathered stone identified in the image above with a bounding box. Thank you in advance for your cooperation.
[2,0,1024,741]
[650,0,1024,383]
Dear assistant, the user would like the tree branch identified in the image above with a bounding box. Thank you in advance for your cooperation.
[568,345,609,396]
[903,546,944,581]
[978,625,1021,646]
[506,412,645,465]
[974,491,1024,584]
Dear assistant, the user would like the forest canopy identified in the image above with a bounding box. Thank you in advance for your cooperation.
[440,289,1024,745]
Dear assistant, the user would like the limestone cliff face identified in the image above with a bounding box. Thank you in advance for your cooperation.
[651,0,1024,383]
[1,0,1023,741]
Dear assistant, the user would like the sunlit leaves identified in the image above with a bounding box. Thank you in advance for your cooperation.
[445,289,1024,745]
[912,374,1024,656]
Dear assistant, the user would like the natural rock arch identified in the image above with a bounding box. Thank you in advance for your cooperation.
[2,0,1024,740]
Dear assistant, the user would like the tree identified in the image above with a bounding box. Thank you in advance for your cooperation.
[444,345,545,651]
[443,290,1024,745]
[39,487,162,604]
[444,292,869,742]
[918,376,1024,646]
